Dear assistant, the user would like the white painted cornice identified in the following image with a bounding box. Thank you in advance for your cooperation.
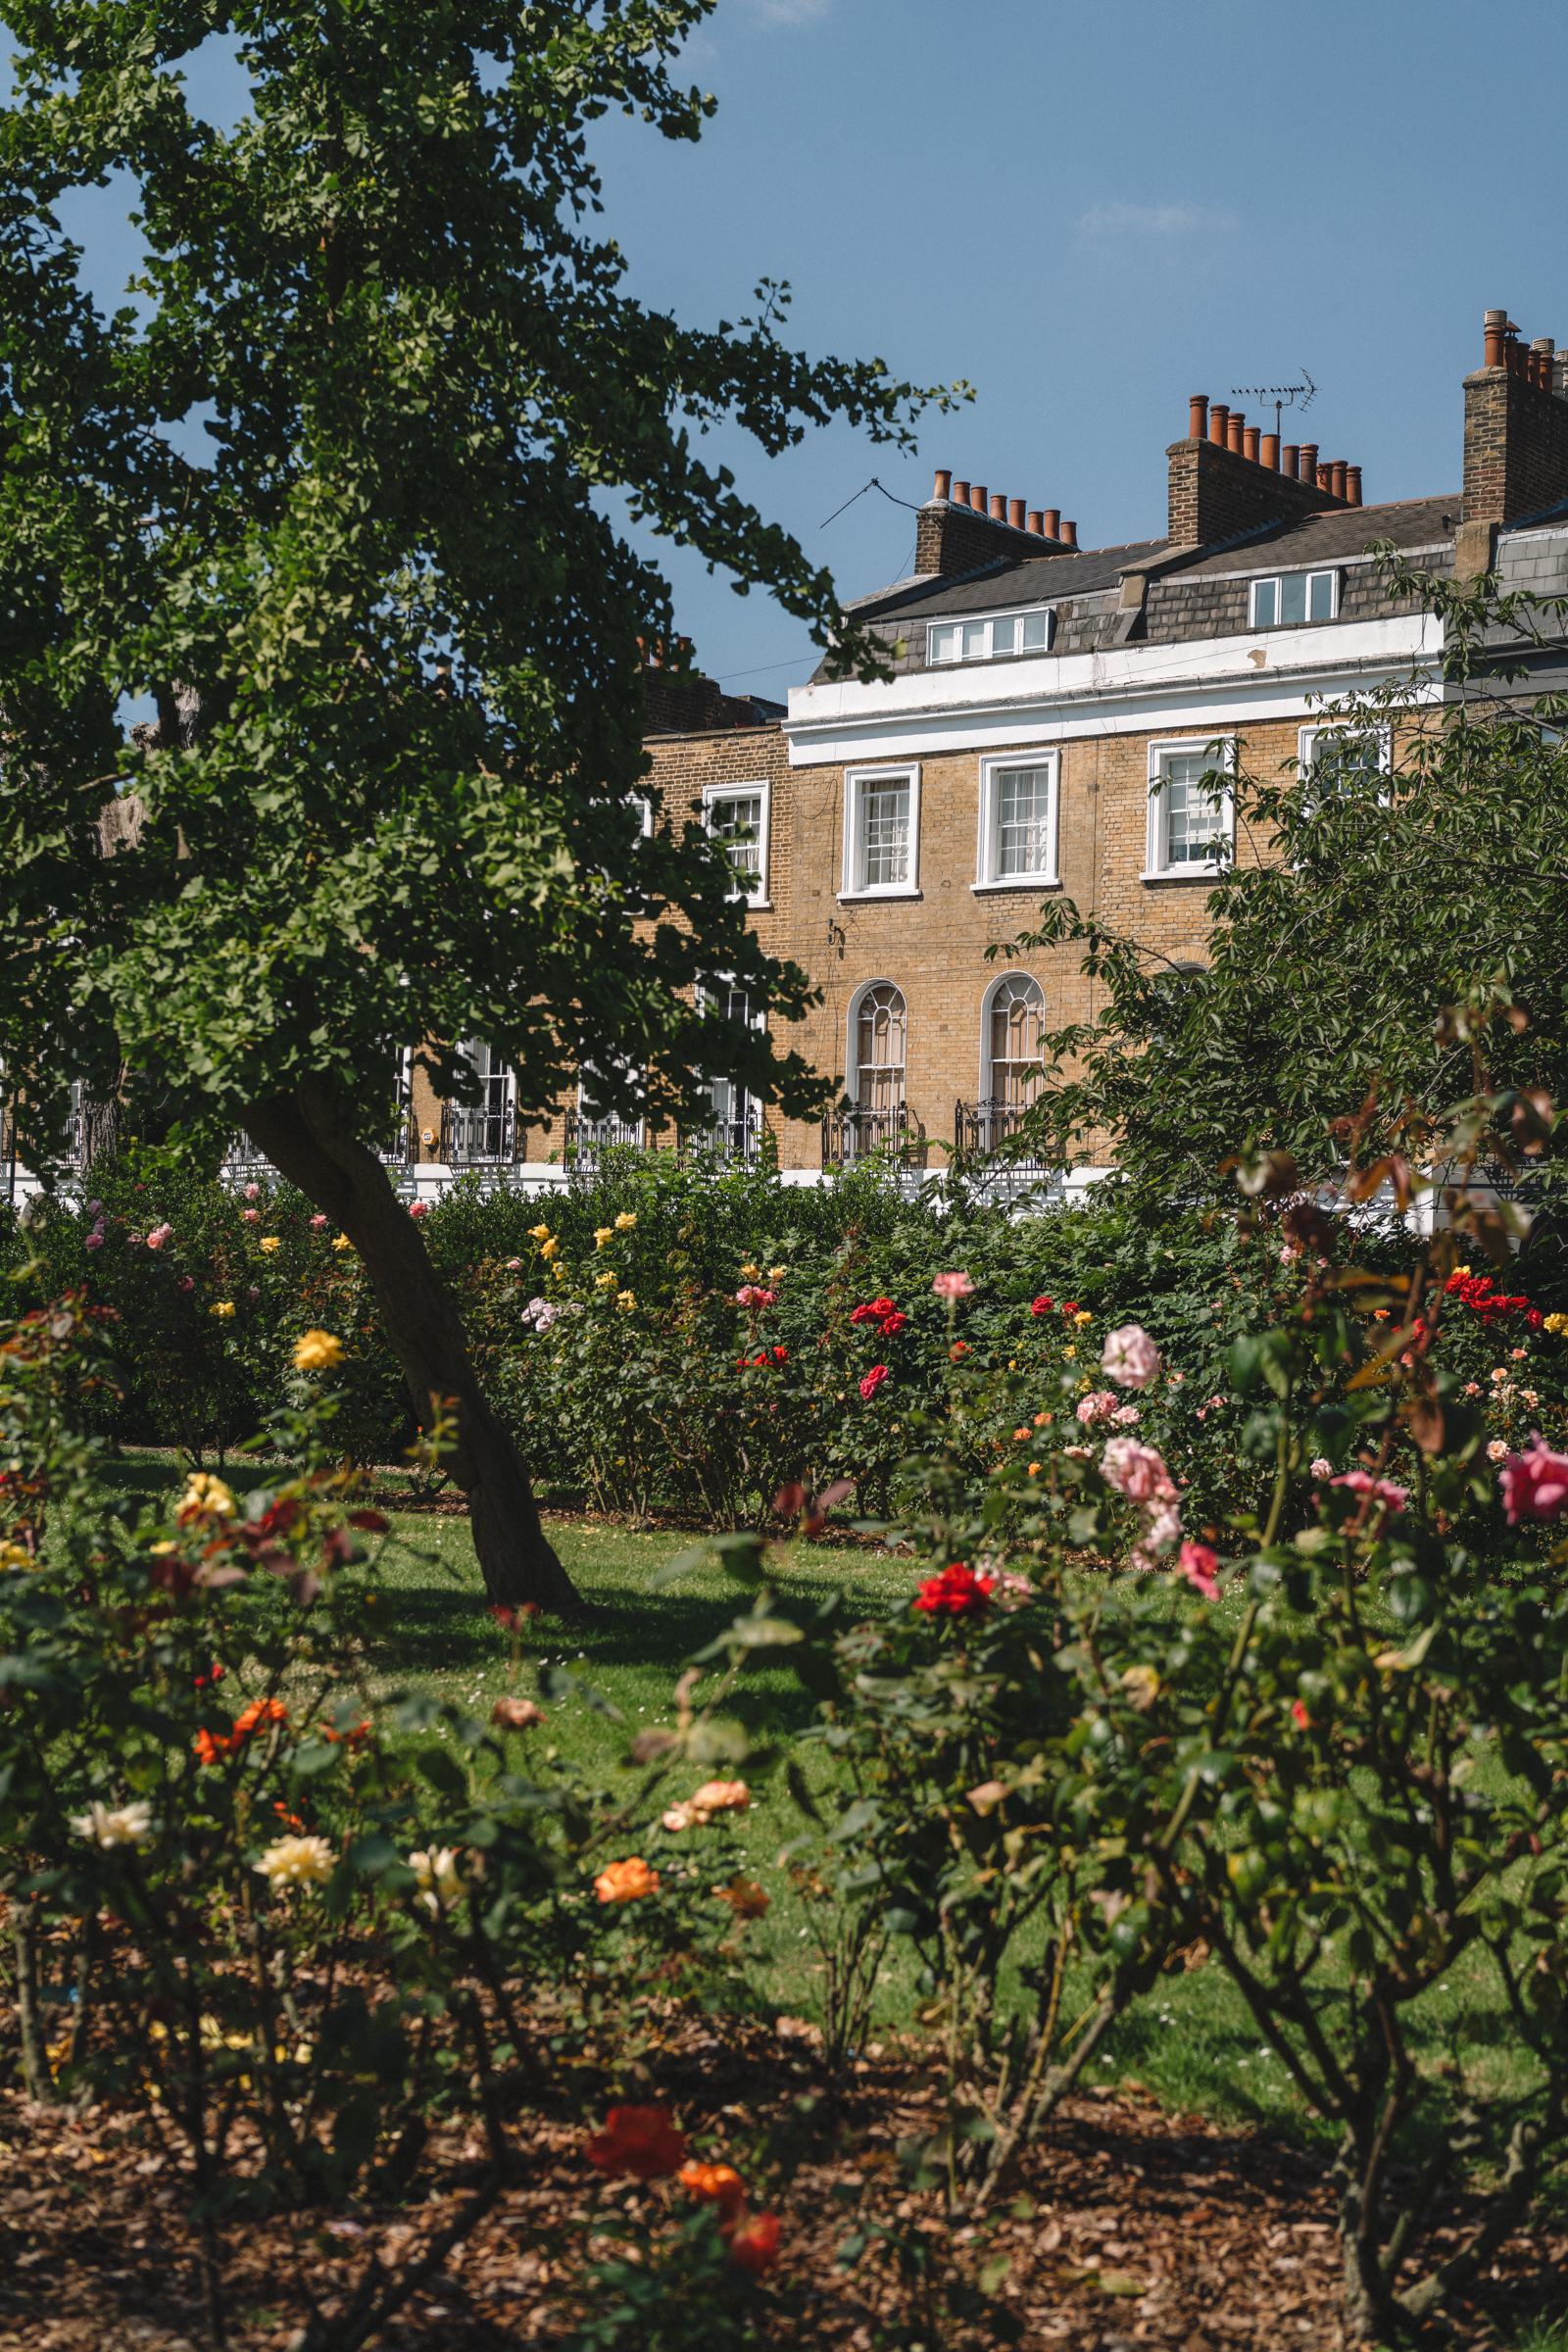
[783,614,1444,764]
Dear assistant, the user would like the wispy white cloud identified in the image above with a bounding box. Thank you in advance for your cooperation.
[747,0,831,24]
[1078,200,1237,239]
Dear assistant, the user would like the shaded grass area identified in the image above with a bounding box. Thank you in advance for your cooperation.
[105,1449,1549,2182]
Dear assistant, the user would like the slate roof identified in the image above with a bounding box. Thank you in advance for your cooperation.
[846,538,1172,623]
[1160,494,1459,578]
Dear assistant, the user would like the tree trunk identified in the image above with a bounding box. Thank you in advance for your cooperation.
[240,1083,584,1617]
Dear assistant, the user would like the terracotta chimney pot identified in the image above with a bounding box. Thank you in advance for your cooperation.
[1208,403,1229,446]
[1042,508,1060,539]
[1243,424,1260,464]
[1227,410,1245,455]
[1260,432,1279,471]
[1026,510,1044,535]
[1535,337,1555,393]
[1008,497,1025,529]
[952,479,969,509]
[971,483,988,512]
[1316,465,1332,492]
[1484,309,1507,368]
[1189,394,1208,440]
[1330,460,1348,501]
[933,468,952,502]
[1299,443,1318,485]
[1347,466,1362,508]
[1282,443,1298,477]
[1059,519,1078,549]
[987,493,1004,521]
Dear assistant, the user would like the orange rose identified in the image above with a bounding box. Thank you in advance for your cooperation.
[595,1855,660,1904]
[690,1779,750,1816]
[678,2160,748,2232]
[584,2105,687,2180]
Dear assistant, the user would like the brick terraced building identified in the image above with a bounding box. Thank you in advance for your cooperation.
[397,306,1568,1195]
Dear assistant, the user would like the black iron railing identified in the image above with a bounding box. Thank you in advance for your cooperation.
[954,1099,1047,1162]
[821,1103,912,1169]
[564,1109,645,1164]
[682,1108,760,1163]
[441,1100,516,1168]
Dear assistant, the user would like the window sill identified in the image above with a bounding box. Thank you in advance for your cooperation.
[1139,865,1226,885]
[838,887,923,904]
[739,898,773,912]
[971,876,1062,896]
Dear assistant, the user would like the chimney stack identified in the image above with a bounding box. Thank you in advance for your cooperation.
[1464,304,1568,523]
[915,471,1081,576]
[1166,405,1343,544]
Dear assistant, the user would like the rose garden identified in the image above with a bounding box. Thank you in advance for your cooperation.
[5,1083,1568,2350]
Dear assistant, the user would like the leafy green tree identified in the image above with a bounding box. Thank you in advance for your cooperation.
[0,0,959,1609]
[1005,563,1568,1212]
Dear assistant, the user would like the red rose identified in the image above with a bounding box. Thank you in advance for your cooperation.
[729,2212,782,2276]
[913,1563,994,1620]
[585,2104,688,2180]
[1030,1296,1054,1316]
[859,1364,890,1401]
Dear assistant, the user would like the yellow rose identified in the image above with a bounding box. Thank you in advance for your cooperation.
[614,1211,637,1231]
[528,1223,552,1242]
[1546,1312,1568,1337]
[1073,1310,1093,1330]
[210,1299,236,1319]
[181,1472,235,1519]
[594,1270,616,1290]
[616,1290,636,1310]
[0,1541,31,1570]
[739,1262,761,1281]
[1062,1346,1075,1359]
[332,1234,353,1251]
[260,1236,281,1254]
[594,1226,613,1249]
[768,1264,786,1279]
[540,1237,560,1260]
[293,1329,344,1373]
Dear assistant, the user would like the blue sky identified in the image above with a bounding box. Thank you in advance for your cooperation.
[45,0,1568,697]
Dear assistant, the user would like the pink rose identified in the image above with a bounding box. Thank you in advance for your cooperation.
[859,1363,890,1402]
[1499,1440,1568,1525]
[1331,1470,1408,1515]
[1102,1323,1161,1389]
[86,1200,103,1215]
[1177,1540,1219,1600]
[735,1285,775,1308]
[84,1232,103,1251]
[244,1183,260,1201]
[1101,1436,1177,1503]
[505,1257,522,1269]
[1075,1391,1117,1427]
[310,1214,328,1230]
[1309,1456,1332,1480]
[242,1208,260,1224]
[146,1223,173,1251]
[1111,1403,1141,1426]
[409,1201,429,1219]
[932,1271,974,1299]
[177,1275,194,1293]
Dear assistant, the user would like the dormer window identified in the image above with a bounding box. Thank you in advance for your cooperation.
[1250,570,1338,628]
[928,608,1053,664]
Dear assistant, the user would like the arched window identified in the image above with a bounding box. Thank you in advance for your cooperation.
[856,983,906,1115]
[987,975,1045,1108]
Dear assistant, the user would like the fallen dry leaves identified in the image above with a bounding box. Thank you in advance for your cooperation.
[0,2012,1561,2350]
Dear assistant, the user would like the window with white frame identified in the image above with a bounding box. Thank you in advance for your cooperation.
[842,764,920,898]
[928,608,1053,664]
[704,781,769,903]
[1250,570,1338,628]
[976,753,1059,889]
[987,974,1046,1107]
[1298,723,1390,803]
[699,983,764,1156]
[1145,739,1235,878]
[856,982,907,1114]
[577,1061,645,1151]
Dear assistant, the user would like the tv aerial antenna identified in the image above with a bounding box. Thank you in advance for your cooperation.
[1232,369,1317,441]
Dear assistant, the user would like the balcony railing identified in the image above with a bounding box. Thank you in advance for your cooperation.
[682,1107,760,1163]
[954,1099,1048,1161]
[564,1109,645,1166]
[441,1100,516,1168]
[821,1102,913,1169]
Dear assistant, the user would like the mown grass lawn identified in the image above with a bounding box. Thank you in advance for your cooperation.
[106,1448,1550,2182]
